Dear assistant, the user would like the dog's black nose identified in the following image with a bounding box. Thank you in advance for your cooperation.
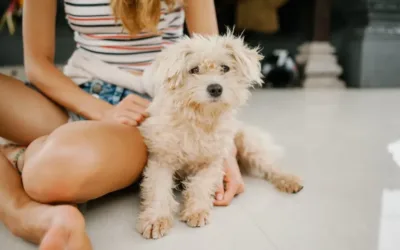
[207,84,223,97]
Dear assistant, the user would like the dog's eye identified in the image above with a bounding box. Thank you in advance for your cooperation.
[189,66,200,74]
[221,65,230,73]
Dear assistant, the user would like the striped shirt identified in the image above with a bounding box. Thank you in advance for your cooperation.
[64,0,185,76]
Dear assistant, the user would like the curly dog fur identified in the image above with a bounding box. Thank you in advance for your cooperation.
[137,32,303,239]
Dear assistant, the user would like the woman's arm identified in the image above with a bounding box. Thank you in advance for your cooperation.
[23,0,112,120]
[184,0,219,36]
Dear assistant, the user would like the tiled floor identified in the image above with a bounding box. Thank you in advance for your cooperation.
[1,89,400,250]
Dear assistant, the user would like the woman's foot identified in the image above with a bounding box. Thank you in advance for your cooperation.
[9,203,92,250]
[39,205,91,250]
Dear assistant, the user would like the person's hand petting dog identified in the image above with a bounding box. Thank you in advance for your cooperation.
[214,149,245,206]
[101,94,150,126]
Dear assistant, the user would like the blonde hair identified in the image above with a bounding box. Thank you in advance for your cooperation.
[111,0,179,35]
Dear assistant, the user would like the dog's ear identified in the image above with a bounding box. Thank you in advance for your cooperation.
[223,32,264,87]
[146,38,191,93]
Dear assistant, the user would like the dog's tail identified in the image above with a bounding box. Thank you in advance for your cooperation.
[234,125,303,193]
[234,125,284,178]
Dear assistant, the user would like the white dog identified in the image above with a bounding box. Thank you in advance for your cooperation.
[137,33,303,239]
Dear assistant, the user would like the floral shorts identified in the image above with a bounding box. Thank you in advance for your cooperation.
[26,79,152,122]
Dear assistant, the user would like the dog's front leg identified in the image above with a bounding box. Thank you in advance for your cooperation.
[137,157,178,239]
[181,160,224,228]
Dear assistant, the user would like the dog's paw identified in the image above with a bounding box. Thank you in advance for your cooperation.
[181,210,210,228]
[137,216,173,239]
[273,174,303,194]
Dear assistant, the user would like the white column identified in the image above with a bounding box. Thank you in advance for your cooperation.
[296,41,345,88]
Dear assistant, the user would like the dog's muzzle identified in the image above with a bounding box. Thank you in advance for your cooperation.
[207,83,223,98]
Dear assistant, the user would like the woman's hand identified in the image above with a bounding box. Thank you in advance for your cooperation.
[101,94,150,126]
[214,150,245,206]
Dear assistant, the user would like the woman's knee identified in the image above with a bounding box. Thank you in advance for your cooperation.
[22,122,148,203]
[22,154,88,203]
[21,135,96,203]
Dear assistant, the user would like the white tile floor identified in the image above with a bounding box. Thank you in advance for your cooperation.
[1,89,400,250]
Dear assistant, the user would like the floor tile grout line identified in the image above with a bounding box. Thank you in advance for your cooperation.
[237,204,282,250]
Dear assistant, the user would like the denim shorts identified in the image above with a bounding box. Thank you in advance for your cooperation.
[26,79,152,121]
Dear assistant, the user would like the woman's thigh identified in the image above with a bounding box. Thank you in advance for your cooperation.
[21,121,147,203]
[0,74,68,145]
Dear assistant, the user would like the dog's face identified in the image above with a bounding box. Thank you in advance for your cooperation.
[150,33,263,114]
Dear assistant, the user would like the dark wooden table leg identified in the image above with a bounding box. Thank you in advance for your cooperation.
[313,0,332,41]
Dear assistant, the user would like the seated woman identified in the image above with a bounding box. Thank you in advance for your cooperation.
[0,0,245,249]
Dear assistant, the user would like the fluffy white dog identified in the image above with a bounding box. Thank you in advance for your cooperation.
[137,33,303,239]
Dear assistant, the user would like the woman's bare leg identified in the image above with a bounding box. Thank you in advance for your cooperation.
[1,74,147,248]
[14,121,147,247]
[21,121,147,204]
[0,154,91,250]
[0,74,68,145]
[0,74,89,249]
[2,121,146,249]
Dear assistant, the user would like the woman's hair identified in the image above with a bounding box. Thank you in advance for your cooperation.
[111,0,179,35]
